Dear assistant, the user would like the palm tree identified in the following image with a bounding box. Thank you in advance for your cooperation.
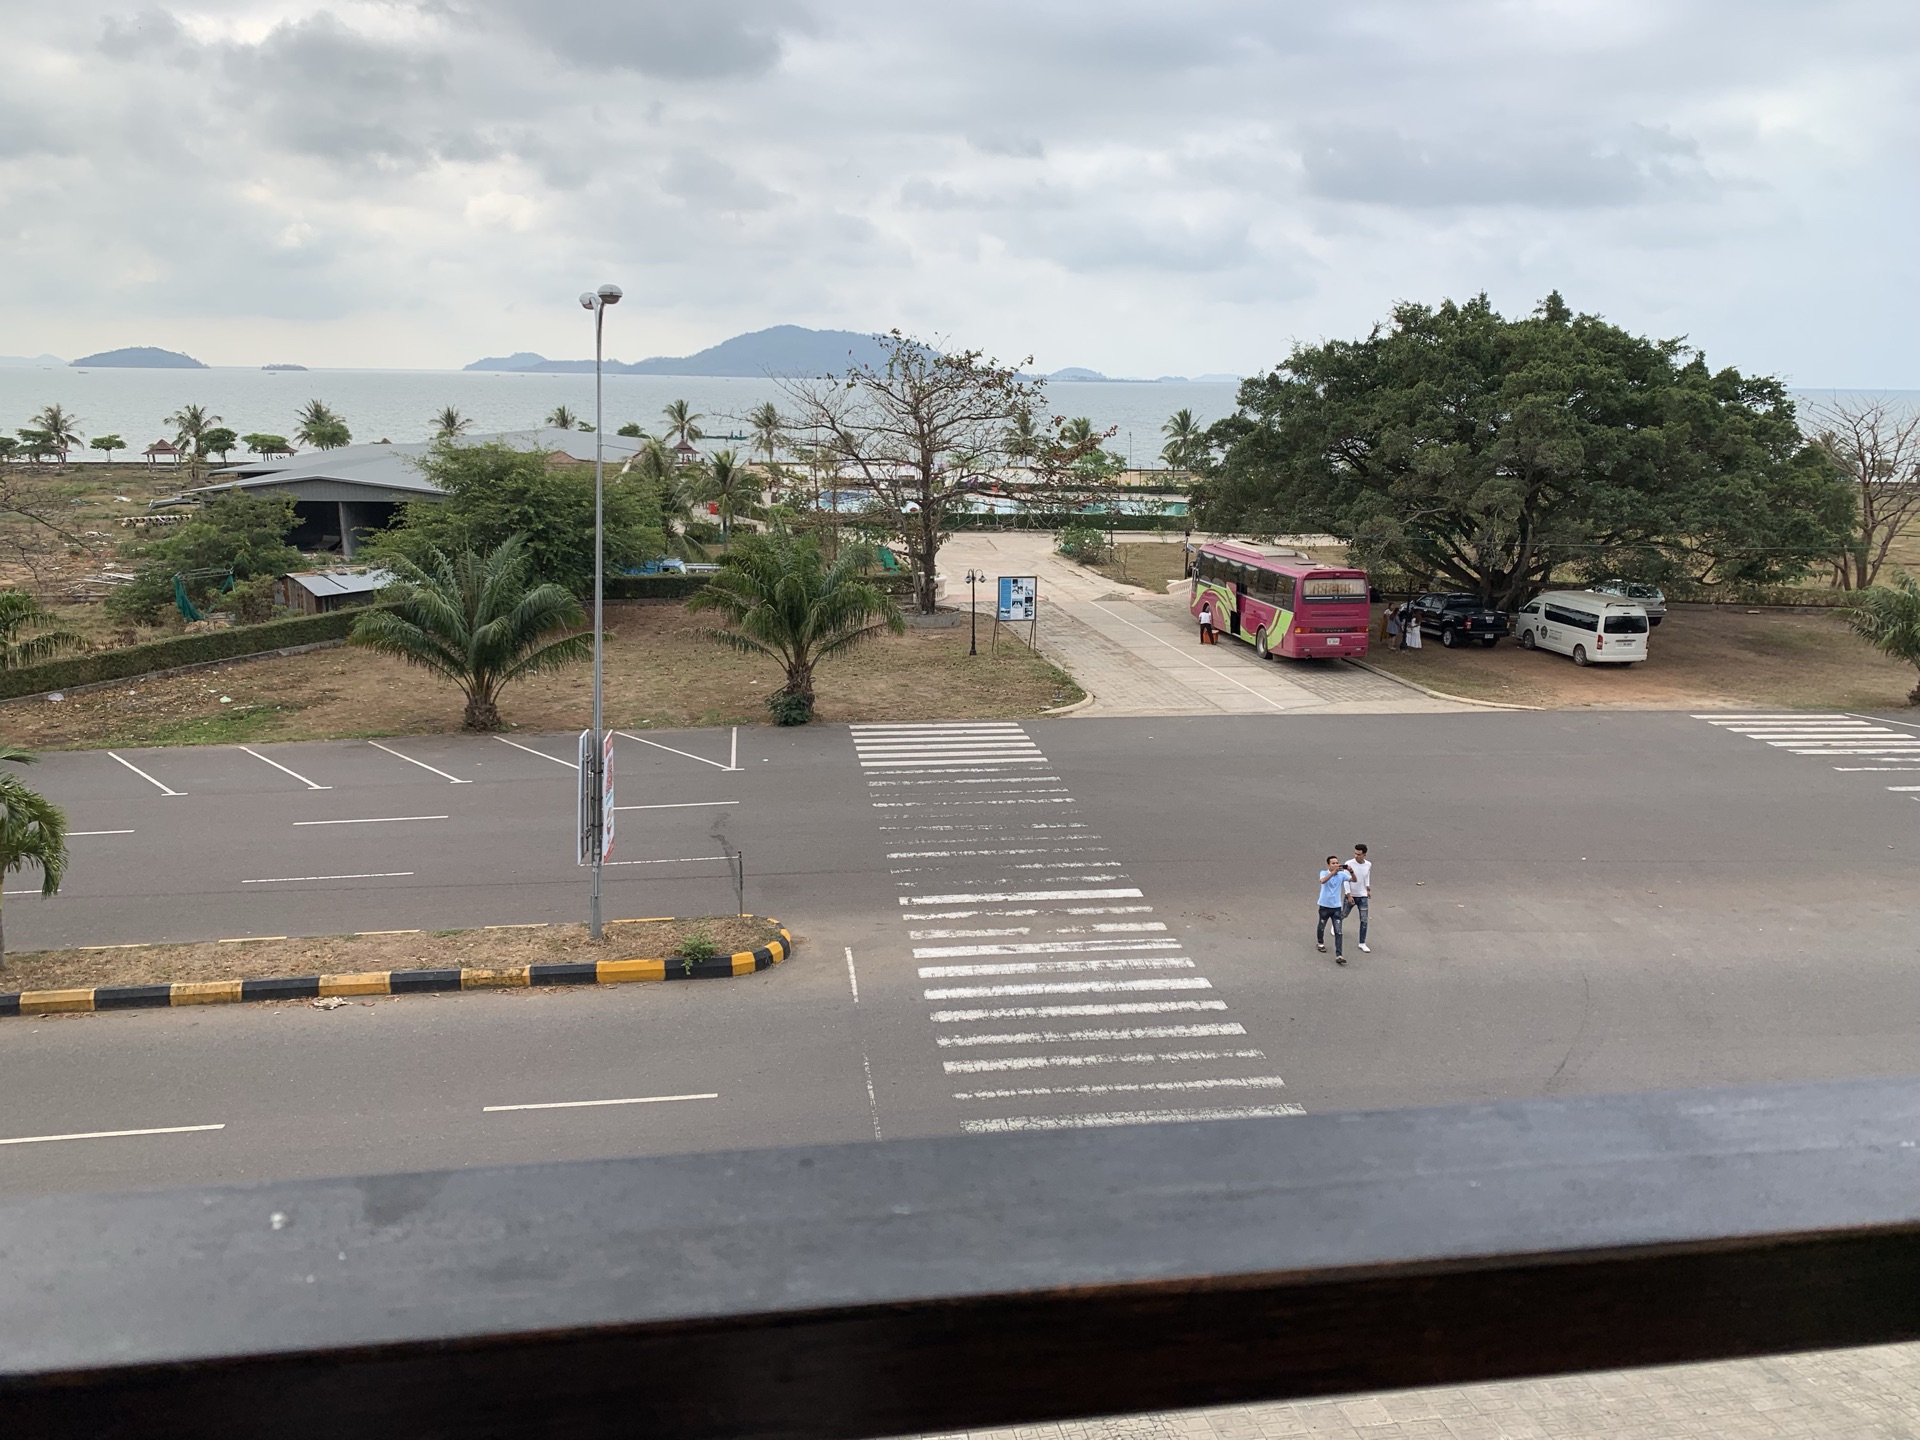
[295,400,352,450]
[166,403,222,479]
[0,746,68,970]
[689,527,905,724]
[663,399,705,448]
[698,449,762,549]
[1005,407,1042,467]
[348,536,592,731]
[1848,572,1920,704]
[0,590,81,669]
[628,439,707,559]
[89,434,126,462]
[1160,408,1204,471]
[545,405,580,431]
[433,406,471,438]
[747,402,784,465]
[32,404,82,460]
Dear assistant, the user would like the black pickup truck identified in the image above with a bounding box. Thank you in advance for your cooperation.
[1398,592,1511,648]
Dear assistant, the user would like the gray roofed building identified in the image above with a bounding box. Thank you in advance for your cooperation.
[274,568,395,615]
[161,430,646,558]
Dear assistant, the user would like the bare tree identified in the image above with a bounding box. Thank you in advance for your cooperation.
[1810,399,1920,589]
[783,332,1048,613]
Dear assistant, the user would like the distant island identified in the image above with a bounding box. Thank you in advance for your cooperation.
[262,363,308,371]
[466,325,894,378]
[0,354,63,368]
[69,346,207,369]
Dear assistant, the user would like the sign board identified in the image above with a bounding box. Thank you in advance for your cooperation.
[577,729,616,865]
[997,575,1036,623]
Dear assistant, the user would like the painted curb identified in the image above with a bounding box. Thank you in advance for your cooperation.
[1347,658,1544,711]
[0,923,793,1018]
[1041,689,1098,716]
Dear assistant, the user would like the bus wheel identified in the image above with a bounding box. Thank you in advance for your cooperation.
[1520,629,1536,650]
[1572,645,1590,667]
[1255,628,1270,660]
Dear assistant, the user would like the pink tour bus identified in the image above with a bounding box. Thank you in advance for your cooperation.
[1187,541,1371,660]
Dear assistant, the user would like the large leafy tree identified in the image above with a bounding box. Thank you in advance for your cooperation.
[0,745,67,970]
[368,441,665,598]
[783,331,1057,613]
[689,526,904,724]
[106,491,302,623]
[89,434,126,462]
[1195,292,1853,606]
[349,537,591,731]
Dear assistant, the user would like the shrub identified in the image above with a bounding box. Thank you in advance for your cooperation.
[0,611,358,700]
[1056,524,1109,562]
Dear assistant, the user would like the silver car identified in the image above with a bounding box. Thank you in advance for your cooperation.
[1589,579,1667,626]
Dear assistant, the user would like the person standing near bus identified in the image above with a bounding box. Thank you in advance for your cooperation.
[1316,856,1350,964]
[1198,599,1216,644]
[1342,843,1371,954]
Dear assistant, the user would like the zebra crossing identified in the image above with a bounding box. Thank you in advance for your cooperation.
[852,721,1302,1135]
[1696,714,1920,795]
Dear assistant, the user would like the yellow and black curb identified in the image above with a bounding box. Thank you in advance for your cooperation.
[0,924,792,1018]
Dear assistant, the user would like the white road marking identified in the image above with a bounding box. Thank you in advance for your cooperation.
[0,1122,224,1147]
[956,1077,1288,1100]
[909,907,1043,920]
[1846,712,1920,730]
[243,871,415,884]
[862,766,1056,775]
[616,730,739,772]
[484,1093,717,1113]
[904,888,1142,905]
[965,1105,1305,1132]
[869,779,1064,789]
[240,746,331,790]
[1888,786,1920,792]
[106,750,184,796]
[912,938,1183,957]
[293,815,448,826]
[1063,905,1154,915]
[1056,922,1168,933]
[919,958,1194,979]
[930,1000,1229,1022]
[614,800,742,810]
[844,946,860,1002]
[69,829,136,836]
[945,1049,1265,1074]
[938,1023,1247,1047]
[924,978,1212,1001]
[367,740,472,783]
[495,735,576,768]
[1698,713,1850,720]
[910,927,1033,939]
[601,856,726,866]
[888,846,1103,858]
[871,798,1076,807]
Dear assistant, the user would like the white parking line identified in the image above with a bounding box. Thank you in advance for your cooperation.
[617,730,739,772]
[70,829,136,836]
[368,740,472,784]
[495,735,577,768]
[293,816,449,826]
[106,750,184,796]
[600,856,725,866]
[242,871,415,884]
[0,1122,224,1147]
[614,800,741,810]
[240,747,331,791]
[483,1092,717,1113]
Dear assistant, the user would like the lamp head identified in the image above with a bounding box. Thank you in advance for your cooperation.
[579,291,598,311]
[597,283,623,305]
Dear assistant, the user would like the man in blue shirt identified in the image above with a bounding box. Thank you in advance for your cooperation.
[1317,856,1352,965]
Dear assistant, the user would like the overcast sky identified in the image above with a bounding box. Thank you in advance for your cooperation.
[3,1,1916,380]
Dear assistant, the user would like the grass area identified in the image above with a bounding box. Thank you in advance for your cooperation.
[1365,604,1920,711]
[0,600,1085,749]
[0,915,784,992]
[1084,541,1189,591]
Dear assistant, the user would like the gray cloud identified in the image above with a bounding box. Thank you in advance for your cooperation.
[485,0,809,78]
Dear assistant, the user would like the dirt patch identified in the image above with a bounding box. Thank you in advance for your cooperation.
[0,601,1084,749]
[1,915,784,992]
[1083,541,1189,592]
[1366,604,1919,711]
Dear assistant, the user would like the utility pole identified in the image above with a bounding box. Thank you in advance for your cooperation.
[578,282,622,939]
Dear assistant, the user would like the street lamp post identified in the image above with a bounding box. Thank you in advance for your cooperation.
[965,569,982,655]
[579,282,622,940]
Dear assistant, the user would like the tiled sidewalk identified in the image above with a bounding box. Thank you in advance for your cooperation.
[911,1343,1920,1440]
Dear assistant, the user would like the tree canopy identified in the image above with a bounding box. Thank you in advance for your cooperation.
[367,441,665,598]
[1192,292,1852,606]
[106,491,302,623]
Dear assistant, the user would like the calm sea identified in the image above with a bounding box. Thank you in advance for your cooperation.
[0,367,1240,465]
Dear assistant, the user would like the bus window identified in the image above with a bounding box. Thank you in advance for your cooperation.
[1302,577,1367,600]
[1253,567,1279,598]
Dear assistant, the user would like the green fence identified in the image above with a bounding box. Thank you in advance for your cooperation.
[0,610,362,701]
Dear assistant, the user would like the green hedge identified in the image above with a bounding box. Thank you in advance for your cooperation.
[0,610,361,700]
[605,574,711,600]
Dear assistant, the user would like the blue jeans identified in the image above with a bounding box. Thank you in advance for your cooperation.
[1316,905,1343,955]
[1343,895,1369,944]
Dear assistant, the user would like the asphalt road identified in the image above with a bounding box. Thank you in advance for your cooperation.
[2,709,1916,1199]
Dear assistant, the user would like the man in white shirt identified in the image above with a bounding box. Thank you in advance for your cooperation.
[1342,844,1372,953]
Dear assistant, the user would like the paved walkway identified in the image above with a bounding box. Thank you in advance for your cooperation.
[936,533,1460,717]
[911,1342,1920,1440]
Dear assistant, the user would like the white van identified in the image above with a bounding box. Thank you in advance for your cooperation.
[1512,591,1649,666]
